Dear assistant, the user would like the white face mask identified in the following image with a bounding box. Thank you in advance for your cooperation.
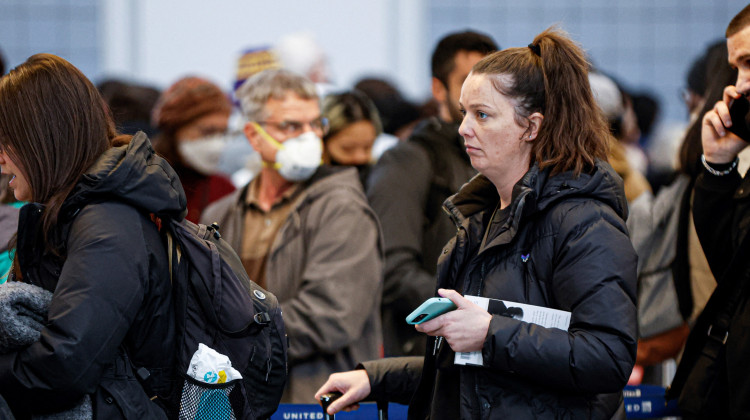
[251,123,322,182]
[178,133,227,175]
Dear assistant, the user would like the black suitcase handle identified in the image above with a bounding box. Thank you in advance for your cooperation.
[319,392,390,419]
[319,392,342,420]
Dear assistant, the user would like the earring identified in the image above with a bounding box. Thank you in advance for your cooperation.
[529,135,532,139]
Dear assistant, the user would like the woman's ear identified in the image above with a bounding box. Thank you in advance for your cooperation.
[525,112,544,141]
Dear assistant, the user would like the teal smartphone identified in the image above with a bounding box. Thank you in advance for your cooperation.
[405,297,457,325]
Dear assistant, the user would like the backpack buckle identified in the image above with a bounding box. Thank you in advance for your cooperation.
[707,325,729,344]
[254,312,271,325]
[209,222,222,239]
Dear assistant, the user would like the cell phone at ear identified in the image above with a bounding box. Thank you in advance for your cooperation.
[405,297,457,325]
[727,95,750,141]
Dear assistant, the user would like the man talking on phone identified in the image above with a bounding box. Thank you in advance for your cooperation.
[668,4,750,418]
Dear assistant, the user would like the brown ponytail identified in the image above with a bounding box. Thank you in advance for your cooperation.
[472,26,612,176]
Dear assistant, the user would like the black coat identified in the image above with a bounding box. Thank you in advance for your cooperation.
[0,133,186,419]
[691,164,750,418]
[364,161,637,419]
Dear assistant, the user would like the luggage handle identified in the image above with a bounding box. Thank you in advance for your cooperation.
[319,392,389,419]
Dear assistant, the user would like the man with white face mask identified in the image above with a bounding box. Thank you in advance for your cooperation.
[201,69,383,403]
[152,76,236,222]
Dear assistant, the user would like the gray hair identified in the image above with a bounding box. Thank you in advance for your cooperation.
[236,68,319,121]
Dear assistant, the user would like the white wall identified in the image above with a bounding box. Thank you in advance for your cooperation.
[101,0,430,101]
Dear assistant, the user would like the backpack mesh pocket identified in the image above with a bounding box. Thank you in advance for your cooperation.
[178,377,240,420]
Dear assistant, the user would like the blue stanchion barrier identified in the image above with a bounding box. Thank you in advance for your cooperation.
[624,385,680,418]
[272,386,678,419]
[272,402,408,419]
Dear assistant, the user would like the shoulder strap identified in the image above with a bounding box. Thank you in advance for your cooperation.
[667,227,750,399]
[671,178,695,321]
[409,130,454,226]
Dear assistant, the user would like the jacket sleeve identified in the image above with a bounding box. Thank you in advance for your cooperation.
[366,144,437,315]
[280,188,383,362]
[361,356,423,405]
[481,202,638,394]
[692,167,744,280]
[0,204,150,412]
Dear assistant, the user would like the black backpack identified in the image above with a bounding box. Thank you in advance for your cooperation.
[163,218,288,420]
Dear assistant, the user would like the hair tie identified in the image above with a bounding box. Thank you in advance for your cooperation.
[528,43,541,57]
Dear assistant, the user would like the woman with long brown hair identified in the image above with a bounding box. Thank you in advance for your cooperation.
[316,27,637,419]
[0,54,184,418]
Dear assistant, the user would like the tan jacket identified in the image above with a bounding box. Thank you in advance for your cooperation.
[202,166,383,403]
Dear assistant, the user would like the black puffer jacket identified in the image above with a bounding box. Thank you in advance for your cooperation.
[0,133,186,419]
[364,161,637,419]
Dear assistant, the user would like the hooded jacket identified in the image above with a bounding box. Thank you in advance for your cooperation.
[201,166,383,403]
[0,133,185,419]
[364,161,637,419]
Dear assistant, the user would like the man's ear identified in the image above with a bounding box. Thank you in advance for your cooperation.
[244,122,262,152]
[431,77,447,104]
[525,112,544,141]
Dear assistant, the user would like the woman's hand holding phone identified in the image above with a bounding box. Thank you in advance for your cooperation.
[412,289,492,353]
[405,297,456,324]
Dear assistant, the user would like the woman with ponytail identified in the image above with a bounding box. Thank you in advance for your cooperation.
[316,27,637,419]
[0,54,185,418]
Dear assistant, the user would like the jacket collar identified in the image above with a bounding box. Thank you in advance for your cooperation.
[444,160,628,251]
[238,165,364,215]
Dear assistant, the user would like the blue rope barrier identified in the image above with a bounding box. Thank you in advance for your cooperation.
[272,402,408,419]
[271,386,679,419]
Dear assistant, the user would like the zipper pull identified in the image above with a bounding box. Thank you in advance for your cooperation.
[433,336,444,356]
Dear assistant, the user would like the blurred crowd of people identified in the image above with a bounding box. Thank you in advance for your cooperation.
[1,5,750,418]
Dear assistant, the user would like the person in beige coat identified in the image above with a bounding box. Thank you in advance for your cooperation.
[201,69,383,403]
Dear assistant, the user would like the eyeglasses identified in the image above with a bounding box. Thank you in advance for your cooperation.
[256,117,329,137]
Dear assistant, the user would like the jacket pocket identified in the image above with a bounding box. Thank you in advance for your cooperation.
[521,254,551,308]
[96,377,168,420]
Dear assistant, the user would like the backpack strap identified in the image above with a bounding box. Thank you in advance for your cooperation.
[671,178,696,321]
[165,230,177,285]
[408,119,464,226]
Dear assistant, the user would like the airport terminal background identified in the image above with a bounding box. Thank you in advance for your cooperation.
[1,1,750,418]
[0,0,746,126]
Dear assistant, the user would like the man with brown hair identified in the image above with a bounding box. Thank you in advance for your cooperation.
[669,4,750,418]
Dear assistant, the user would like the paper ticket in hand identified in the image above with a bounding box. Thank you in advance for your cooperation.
[455,295,571,366]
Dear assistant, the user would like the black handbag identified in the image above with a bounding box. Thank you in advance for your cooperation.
[665,230,750,417]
